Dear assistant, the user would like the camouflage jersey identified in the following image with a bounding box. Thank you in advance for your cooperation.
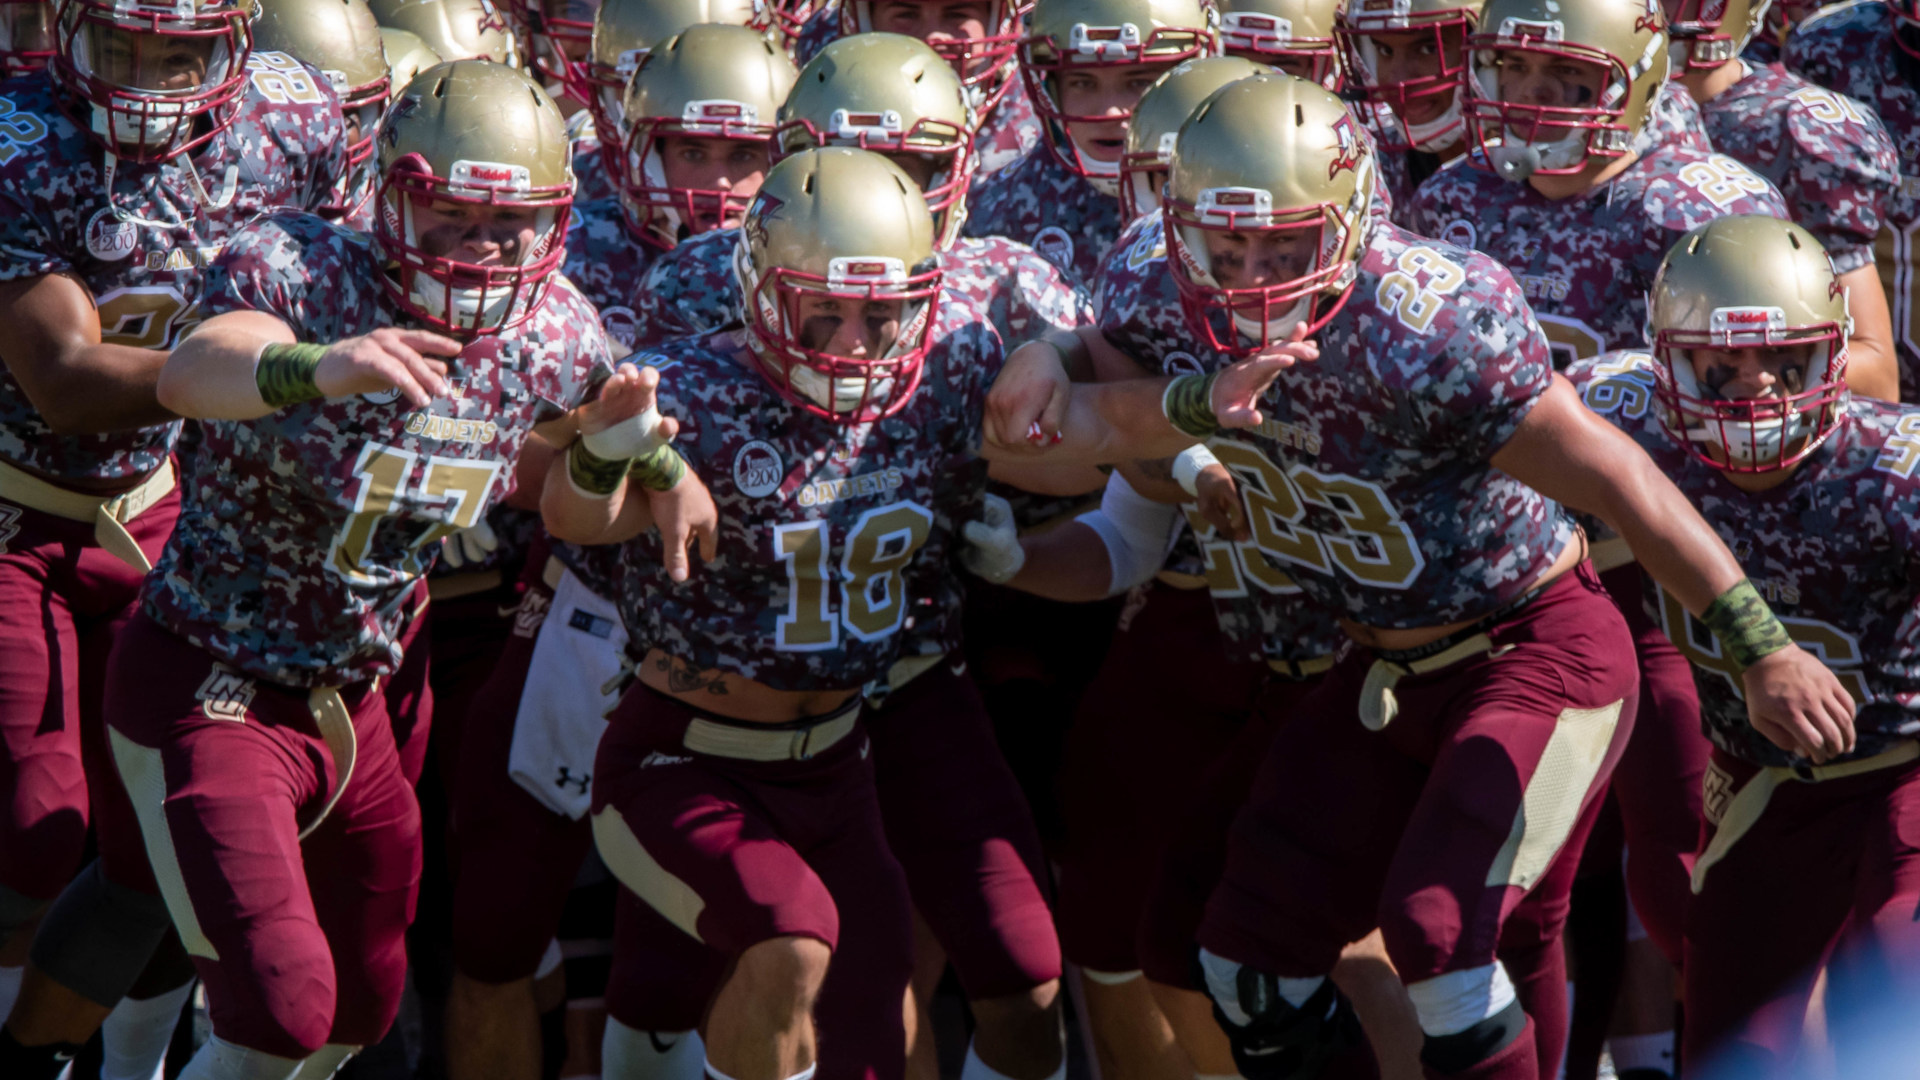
[1568,350,1920,767]
[562,196,665,354]
[1697,62,1898,276]
[0,57,347,485]
[1367,80,1707,225]
[569,111,619,205]
[1093,211,1345,663]
[1786,0,1920,401]
[617,312,996,689]
[963,140,1124,286]
[622,224,1094,524]
[1100,213,1570,630]
[790,4,1041,176]
[1408,140,1787,370]
[144,212,612,686]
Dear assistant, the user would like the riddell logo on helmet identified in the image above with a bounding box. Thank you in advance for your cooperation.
[1327,114,1362,179]
[1213,190,1259,206]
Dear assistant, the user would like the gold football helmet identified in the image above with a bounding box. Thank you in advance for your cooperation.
[1650,214,1851,473]
[777,32,977,248]
[574,0,769,134]
[1020,0,1215,192]
[1120,54,1269,220]
[738,147,942,423]
[379,26,444,87]
[366,0,519,64]
[1217,0,1342,89]
[376,60,574,335]
[1464,0,1668,178]
[1164,73,1372,353]
[618,22,796,246]
[1338,0,1483,151]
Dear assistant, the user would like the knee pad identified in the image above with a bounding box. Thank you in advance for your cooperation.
[28,860,173,1007]
[1194,950,1361,1080]
[1418,999,1527,1075]
[1405,963,1517,1038]
[178,1037,304,1080]
[0,883,45,949]
[602,1018,705,1080]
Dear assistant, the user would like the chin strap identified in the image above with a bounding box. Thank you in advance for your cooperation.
[96,128,239,234]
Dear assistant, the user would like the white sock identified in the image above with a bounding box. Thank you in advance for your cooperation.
[1607,1031,1675,1076]
[601,1018,704,1080]
[961,1038,1066,1080]
[101,980,195,1080]
[0,965,22,1024]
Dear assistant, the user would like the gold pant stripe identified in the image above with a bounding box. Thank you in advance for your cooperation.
[1486,701,1625,892]
[592,806,708,944]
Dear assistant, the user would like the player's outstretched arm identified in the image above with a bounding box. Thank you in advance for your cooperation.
[0,273,183,434]
[539,364,716,581]
[962,472,1183,601]
[1492,374,1858,763]
[981,325,1317,467]
[158,310,459,420]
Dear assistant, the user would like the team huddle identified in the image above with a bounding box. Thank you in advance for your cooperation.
[0,0,1913,1076]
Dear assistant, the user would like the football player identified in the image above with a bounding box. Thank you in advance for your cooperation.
[440,24,792,1080]
[990,73,1853,1080]
[963,0,1215,285]
[1216,0,1343,87]
[1785,0,1920,402]
[563,0,771,201]
[1566,214,1920,1078]
[546,145,1305,1080]
[0,0,347,1074]
[1407,9,1790,1065]
[1666,0,1902,402]
[597,41,1092,1076]
[1336,0,1483,214]
[794,0,1040,174]
[251,0,393,231]
[89,61,692,1080]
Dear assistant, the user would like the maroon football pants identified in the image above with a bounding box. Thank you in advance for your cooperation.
[1056,579,1273,976]
[591,687,913,1080]
[101,615,421,1059]
[1200,565,1637,1053]
[447,546,593,985]
[1684,747,1920,1078]
[0,487,178,908]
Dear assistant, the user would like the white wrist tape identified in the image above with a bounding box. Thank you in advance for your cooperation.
[1171,443,1220,497]
[1079,471,1181,595]
[580,406,664,461]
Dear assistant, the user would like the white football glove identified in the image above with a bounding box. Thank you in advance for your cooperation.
[439,518,499,569]
[961,493,1025,585]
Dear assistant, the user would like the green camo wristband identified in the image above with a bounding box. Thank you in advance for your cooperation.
[1700,578,1794,670]
[628,443,688,492]
[256,342,326,409]
[1161,371,1221,439]
[567,439,631,498]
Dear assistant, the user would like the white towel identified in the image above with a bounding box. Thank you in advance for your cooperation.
[507,567,629,819]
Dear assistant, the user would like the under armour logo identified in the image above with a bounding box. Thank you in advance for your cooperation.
[195,666,256,722]
[554,766,590,794]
